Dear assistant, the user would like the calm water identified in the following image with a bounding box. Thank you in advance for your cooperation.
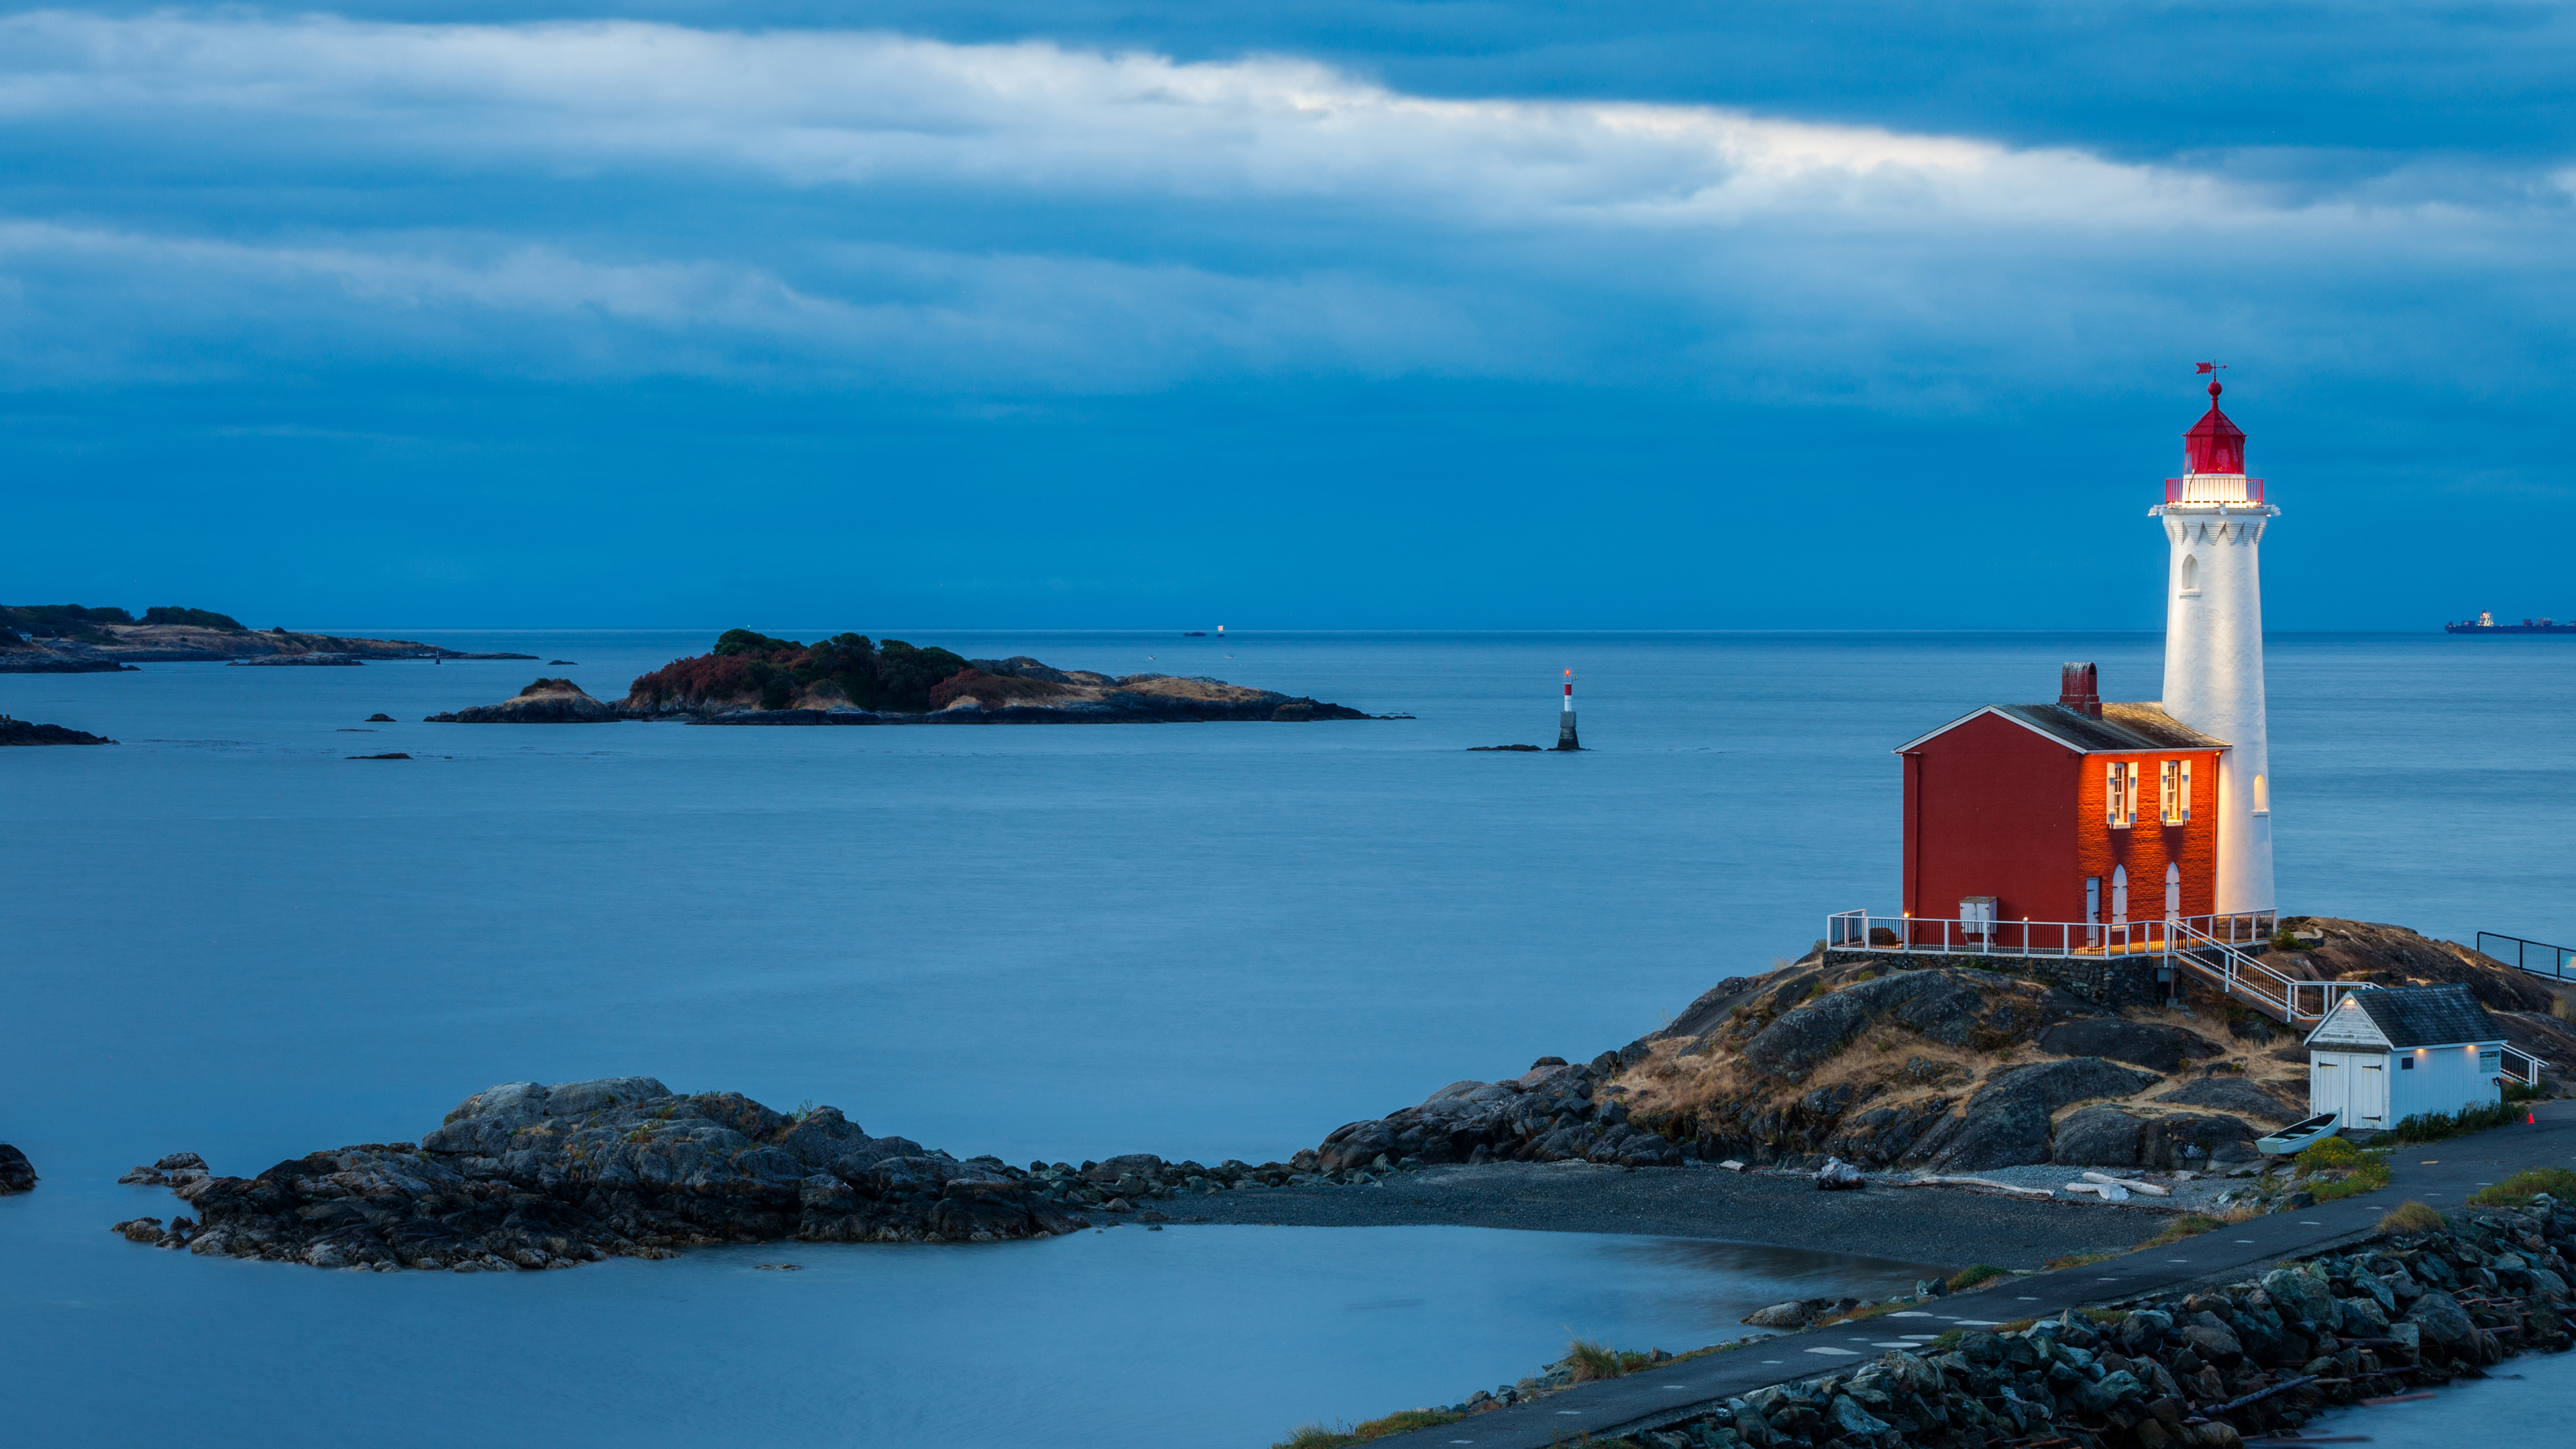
[5,630,2575,1445]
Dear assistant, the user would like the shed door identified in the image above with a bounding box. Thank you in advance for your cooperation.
[2311,1055,2342,1118]
[2354,1059,2388,1126]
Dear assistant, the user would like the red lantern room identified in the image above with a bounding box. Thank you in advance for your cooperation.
[2182,380,2245,475]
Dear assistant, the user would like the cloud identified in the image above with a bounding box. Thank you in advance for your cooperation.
[0,11,2569,397]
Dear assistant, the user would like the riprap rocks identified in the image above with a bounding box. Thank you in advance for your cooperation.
[125,1078,1088,1271]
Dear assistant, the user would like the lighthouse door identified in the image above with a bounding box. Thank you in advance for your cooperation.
[2165,861,2182,919]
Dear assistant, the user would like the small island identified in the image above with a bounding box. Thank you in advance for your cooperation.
[424,630,1376,723]
[0,603,535,667]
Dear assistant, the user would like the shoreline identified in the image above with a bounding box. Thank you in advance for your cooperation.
[1124,1161,2163,1269]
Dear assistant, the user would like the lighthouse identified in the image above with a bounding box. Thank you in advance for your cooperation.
[1555,669,1580,751]
[2151,374,2277,915]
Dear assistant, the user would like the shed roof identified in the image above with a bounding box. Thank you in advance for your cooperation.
[1896,702,2229,755]
[2304,984,2504,1049]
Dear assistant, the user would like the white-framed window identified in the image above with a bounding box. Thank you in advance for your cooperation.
[2164,860,2181,918]
[2106,761,2136,828]
[2110,865,2128,925]
[2160,759,2191,825]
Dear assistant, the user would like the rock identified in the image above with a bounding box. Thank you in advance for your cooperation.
[1827,1395,1890,1437]
[2053,1106,2145,1166]
[2153,1075,2302,1124]
[2037,1020,2216,1073]
[1912,1057,2163,1171]
[1813,1157,1865,1190]
[2181,1322,2243,1365]
[2407,1290,2475,1347]
[2261,1268,2339,1330]
[0,715,115,746]
[121,1078,1085,1270]
[366,714,395,722]
[1745,1301,1815,1328]
[2337,1295,2391,1335]
[1740,973,1970,1081]
[113,1217,165,1242]
[118,1165,168,1185]
[2137,1114,2259,1170]
[0,1143,36,1193]
[154,1151,206,1171]
[427,679,627,723]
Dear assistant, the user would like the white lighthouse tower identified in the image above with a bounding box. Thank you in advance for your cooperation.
[2152,373,2277,916]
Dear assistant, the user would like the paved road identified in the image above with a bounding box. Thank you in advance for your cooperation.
[1368,1102,2576,1449]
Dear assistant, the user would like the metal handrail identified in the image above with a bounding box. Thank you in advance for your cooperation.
[2474,932,2576,983]
[2159,918,2374,1024]
[2502,1044,2546,1088]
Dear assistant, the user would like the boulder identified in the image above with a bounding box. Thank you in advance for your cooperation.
[1814,1157,1865,1190]
[2052,1106,2144,1167]
[1911,1057,2163,1171]
[2406,1290,2476,1348]
[2138,1114,2258,1171]
[2261,1268,2340,1331]
[0,1143,35,1193]
[1745,1301,1813,1328]
[2037,1019,2216,1072]
[0,716,115,746]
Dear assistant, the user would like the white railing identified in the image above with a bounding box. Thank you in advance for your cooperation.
[1825,910,2275,959]
[2502,1044,2546,1089]
[2159,918,2373,1023]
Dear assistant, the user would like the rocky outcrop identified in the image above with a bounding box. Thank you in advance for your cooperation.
[0,1143,36,1193]
[114,1078,1095,1270]
[1311,1059,1683,1172]
[2035,1019,2222,1073]
[2277,917,2559,1014]
[426,679,627,723]
[1909,1058,2164,1171]
[2154,1076,2304,1124]
[0,715,115,745]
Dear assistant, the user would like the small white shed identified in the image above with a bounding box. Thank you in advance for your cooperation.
[2302,984,2506,1132]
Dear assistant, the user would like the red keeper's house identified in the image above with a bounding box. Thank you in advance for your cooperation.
[1894,663,2226,949]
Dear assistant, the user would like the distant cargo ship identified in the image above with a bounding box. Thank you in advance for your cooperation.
[2447,611,2576,634]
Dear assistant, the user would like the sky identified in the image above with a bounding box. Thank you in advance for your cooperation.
[1,2,2571,630]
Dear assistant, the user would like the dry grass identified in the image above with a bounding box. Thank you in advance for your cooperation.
[1567,1338,1652,1382]
[1948,1264,2010,1291]
[2045,1250,2118,1271]
[2379,1200,2450,1233]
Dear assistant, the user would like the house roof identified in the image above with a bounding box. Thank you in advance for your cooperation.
[2346,984,2505,1048]
[1895,702,2230,755]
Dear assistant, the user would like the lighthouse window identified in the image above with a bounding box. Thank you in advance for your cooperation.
[2105,762,2136,828]
[2110,866,2129,924]
[2159,759,2191,824]
[2180,554,2200,595]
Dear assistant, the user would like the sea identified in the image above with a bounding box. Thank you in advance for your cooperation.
[6,630,2576,1446]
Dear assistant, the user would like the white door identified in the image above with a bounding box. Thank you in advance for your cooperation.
[2311,1055,2342,1118]
[2354,1060,2387,1126]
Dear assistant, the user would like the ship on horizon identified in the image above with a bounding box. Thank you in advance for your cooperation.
[2446,610,2576,634]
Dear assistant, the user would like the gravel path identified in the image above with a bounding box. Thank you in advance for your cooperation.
[1140,1161,2167,1269]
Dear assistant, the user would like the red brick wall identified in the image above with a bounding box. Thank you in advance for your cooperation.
[2074,749,2222,920]
[1902,711,2084,924]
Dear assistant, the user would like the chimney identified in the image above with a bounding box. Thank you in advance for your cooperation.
[2059,662,2101,717]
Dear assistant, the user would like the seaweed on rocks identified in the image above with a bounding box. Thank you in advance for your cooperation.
[113,1079,1095,1270]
